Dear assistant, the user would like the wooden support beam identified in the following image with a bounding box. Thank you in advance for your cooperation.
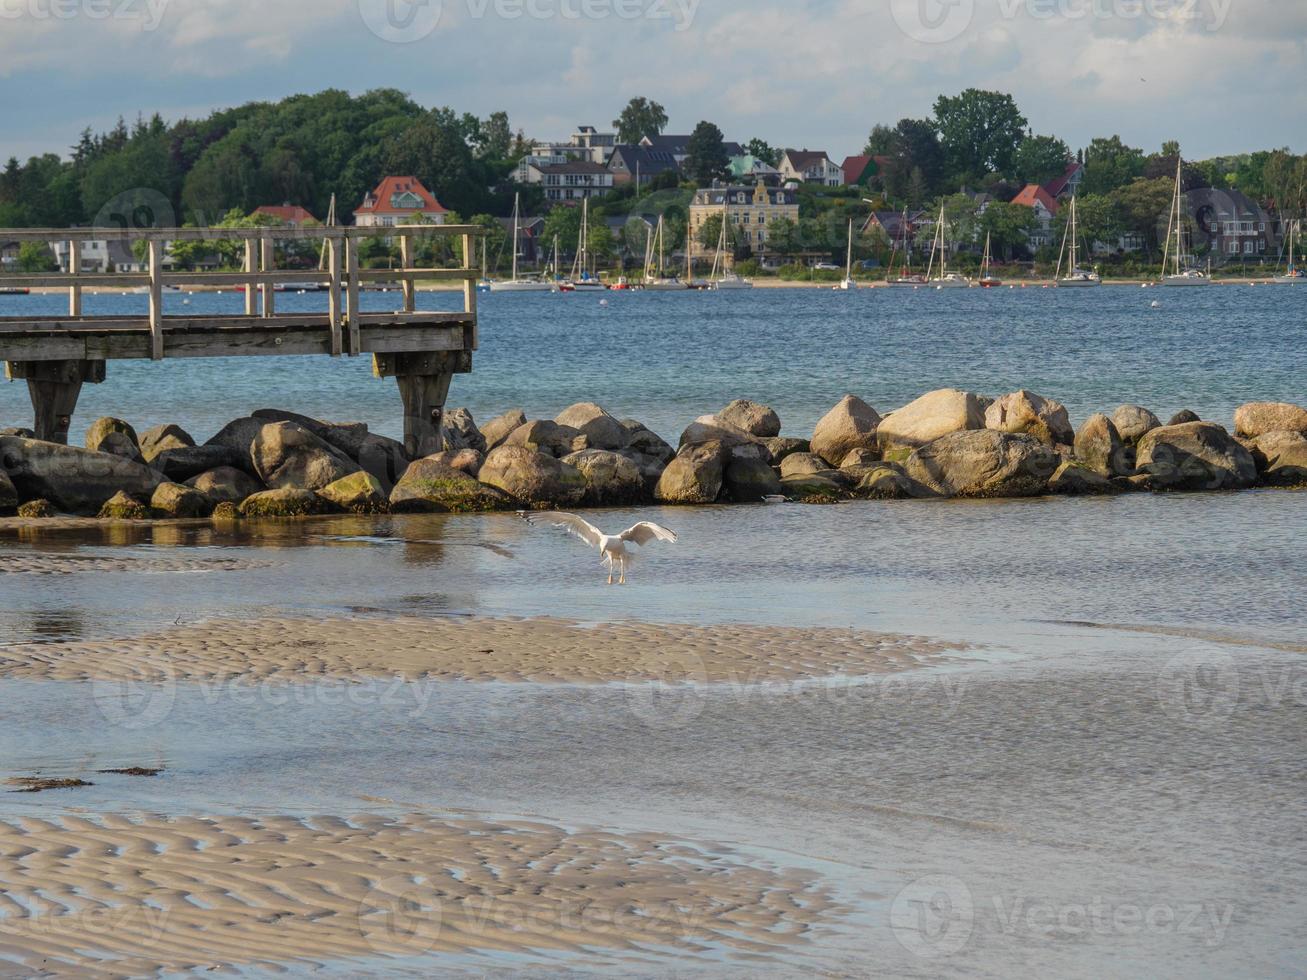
[327,239,342,357]
[6,359,105,444]
[260,236,275,318]
[375,350,467,459]
[147,240,164,360]
[399,234,416,312]
[462,233,478,350]
[67,238,82,317]
[244,239,258,316]
[345,238,360,356]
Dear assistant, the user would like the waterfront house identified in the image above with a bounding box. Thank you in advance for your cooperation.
[253,205,319,227]
[728,155,780,181]
[526,160,615,202]
[52,239,111,273]
[639,134,745,164]
[516,125,618,184]
[1042,161,1084,202]
[1187,187,1275,260]
[353,177,447,228]
[1010,184,1061,248]
[861,210,932,256]
[0,241,21,270]
[495,214,546,266]
[777,150,844,187]
[687,180,799,267]
[606,144,681,188]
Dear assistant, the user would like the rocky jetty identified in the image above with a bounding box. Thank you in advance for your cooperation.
[1,392,1303,520]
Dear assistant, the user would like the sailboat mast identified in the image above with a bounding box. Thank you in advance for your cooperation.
[511,193,520,281]
[1174,157,1184,276]
[845,219,853,280]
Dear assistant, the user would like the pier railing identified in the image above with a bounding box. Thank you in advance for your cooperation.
[0,225,482,455]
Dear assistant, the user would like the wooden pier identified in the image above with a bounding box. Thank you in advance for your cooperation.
[0,225,481,457]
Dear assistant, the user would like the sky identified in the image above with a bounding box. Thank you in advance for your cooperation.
[1,0,1303,164]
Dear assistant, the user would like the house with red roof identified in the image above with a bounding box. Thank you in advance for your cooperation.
[353,177,448,228]
[1042,161,1084,202]
[1010,184,1061,248]
[253,205,318,227]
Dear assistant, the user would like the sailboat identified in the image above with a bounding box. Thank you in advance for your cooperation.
[978,231,1002,287]
[705,208,751,290]
[1055,196,1101,287]
[643,215,688,290]
[832,219,858,290]
[489,193,553,291]
[1160,158,1212,287]
[887,210,927,287]
[1272,218,1303,284]
[926,205,971,288]
[565,198,607,291]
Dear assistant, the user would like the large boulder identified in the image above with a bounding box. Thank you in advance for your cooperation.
[98,491,149,520]
[150,482,211,518]
[441,408,487,453]
[252,409,373,461]
[810,395,881,466]
[716,399,781,438]
[479,446,586,507]
[239,488,334,518]
[506,420,583,458]
[985,390,1073,446]
[389,458,514,513]
[903,430,1059,498]
[679,416,764,452]
[780,453,832,478]
[139,423,195,463]
[481,409,528,450]
[562,449,644,505]
[152,444,244,482]
[1233,401,1307,439]
[762,437,809,464]
[0,437,164,514]
[723,455,783,502]
[856,464,930,500]
[250,422,360,491]
[1168,410,1201,426]
[779,472,850,500]
[621,421,676,465]
[356,433,410,492]
[655,441,725,504]
[204,417,267,465]
[1250,431,1307,487]
[1074,413,1128,477]
[1049,461,1117,496]
[317,471,389,514]
[1111,405,1161,447]
[186,467,263,505]
[1135,421,1257,491]
[426,448,484,476]
[618,449,670,497]
[877,389,986,453]
[0,469,16,514]
[84,417,141,461]
[556,403,627,450]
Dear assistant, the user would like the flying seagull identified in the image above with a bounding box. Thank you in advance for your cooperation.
[520,512,677,585]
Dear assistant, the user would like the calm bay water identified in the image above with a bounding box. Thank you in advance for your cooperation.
[1,285,1302,443]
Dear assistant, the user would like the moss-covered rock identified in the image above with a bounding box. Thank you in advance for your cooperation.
[98,491,149,520]
[17,498,56,518]
[151,482,212,518]
[211,501,241,521]
[239,488,334,518]
[389,458,514,514]
[317,471,389,514]
[779,473,850,500]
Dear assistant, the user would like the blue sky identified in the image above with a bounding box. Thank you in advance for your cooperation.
[2,0,1303,164]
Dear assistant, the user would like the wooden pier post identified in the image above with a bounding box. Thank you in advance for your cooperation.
[6,360,106,445]
[373,350,470,459]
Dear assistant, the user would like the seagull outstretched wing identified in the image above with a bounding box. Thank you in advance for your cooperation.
[620,522,678,546]
[521,511,604,548]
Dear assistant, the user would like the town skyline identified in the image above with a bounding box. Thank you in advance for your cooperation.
[2,0,1304,165]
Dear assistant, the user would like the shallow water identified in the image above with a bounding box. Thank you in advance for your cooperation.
[1,286,1303,443]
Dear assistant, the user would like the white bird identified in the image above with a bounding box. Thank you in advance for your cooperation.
[520,511,677,585]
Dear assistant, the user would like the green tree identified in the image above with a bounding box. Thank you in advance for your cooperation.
[1081,136,1146,196]
[612,97,668,145]
[864,124,896,156]
[16,241,58,272]
[932,89,1028,182]
[766,217,801,256]
[478,111,513,160]
[978,202,1037,259]
[1012,134,1070,186]
[1112,177,1176,253]
[696,212,737,251]
[1051,194,1122,253]
[682,121,731,186]
[879,119,945,204]
[745,139,780,167]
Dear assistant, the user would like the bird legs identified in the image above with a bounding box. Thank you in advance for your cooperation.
[604,553,627,586]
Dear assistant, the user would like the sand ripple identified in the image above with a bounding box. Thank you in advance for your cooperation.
[0,811,839,975]
[0,615,960,684]
[0,552,274,576]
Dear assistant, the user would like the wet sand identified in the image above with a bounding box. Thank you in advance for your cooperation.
[0,614,961,684]
[0,811,838,976]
